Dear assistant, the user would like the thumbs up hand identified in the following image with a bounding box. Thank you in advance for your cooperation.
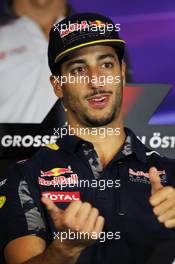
[149,167,164,194]
[41,197,104,251]
[149,167,175,228]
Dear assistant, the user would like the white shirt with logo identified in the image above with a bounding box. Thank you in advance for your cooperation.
[0,16,60,123]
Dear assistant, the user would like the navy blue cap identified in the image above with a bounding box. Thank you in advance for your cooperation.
[48,13,125,74]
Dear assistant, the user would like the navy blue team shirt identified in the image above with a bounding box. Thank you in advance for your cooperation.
[1,127,175,264]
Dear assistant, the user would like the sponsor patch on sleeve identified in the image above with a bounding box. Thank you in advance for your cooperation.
[41,192,80,202]
[45,143,60,151]
[0,196,6,208]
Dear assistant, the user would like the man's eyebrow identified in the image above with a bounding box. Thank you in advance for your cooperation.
[97,53,117,61]
[66,59,86,68]
[65,53,117,68]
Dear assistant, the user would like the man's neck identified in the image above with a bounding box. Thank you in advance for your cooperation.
[13,0,67,37]
[92,126,126,167]
[68,113,126,167]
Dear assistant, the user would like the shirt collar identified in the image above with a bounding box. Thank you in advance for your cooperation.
[56,127,147,163]
[57,132,84,153]
[125,127,147,163]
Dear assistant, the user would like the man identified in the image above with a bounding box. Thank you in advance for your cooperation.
[0,0,72,123]
[1,13,175,264]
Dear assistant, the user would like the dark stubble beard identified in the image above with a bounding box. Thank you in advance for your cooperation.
[63,83,123,128]
[29,0,52,8]
[83,90,122,127]
[83,102,120,127]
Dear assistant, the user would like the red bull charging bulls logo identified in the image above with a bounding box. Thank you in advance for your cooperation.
[40,166,72,177]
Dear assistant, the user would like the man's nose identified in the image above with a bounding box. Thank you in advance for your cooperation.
[88,67,104,89]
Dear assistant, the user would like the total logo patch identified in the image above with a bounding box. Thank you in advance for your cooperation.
[42,191,80,202]
[0,196,6,208]
[129,168,167,184]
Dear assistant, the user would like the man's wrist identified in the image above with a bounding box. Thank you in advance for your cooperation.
[50,239,83,261]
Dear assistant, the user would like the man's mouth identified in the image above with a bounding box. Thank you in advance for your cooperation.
[87,94,110,109]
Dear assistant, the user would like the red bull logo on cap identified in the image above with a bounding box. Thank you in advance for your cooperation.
[40,166,73,177]
[90,20,106,27]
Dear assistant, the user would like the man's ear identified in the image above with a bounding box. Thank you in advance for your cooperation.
[50,75,63,98]
[121,61,126,87]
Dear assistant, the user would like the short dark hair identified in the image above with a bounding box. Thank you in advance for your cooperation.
[0,0,17,25]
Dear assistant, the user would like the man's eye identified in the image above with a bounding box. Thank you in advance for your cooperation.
[102,62,113,69]
[71,67,85,75]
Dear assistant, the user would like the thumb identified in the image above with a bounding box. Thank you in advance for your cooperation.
[41,196,64,227]
[149,167,163,194]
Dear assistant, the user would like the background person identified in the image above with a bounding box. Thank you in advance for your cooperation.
[0,0,73,123]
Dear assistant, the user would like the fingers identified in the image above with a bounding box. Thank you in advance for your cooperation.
[41,197,63,223]
[63,200,83,227]
[93,216,105,235]
[72,203,104,240]
[152,195,175,226]
[74,202,92,231]
[150,186,175,206]
[163,219,175,228]
[149,167,163,195]
[65,200,82,215]
[83,207,100,233]
[72,204,104,241]
[42,197,105,243]
[149,166,171,206]
[148,167,175,229]
[153,197,175,216]
[158,207,175,224]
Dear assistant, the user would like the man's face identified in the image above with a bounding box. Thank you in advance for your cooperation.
[58,45,125,127]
